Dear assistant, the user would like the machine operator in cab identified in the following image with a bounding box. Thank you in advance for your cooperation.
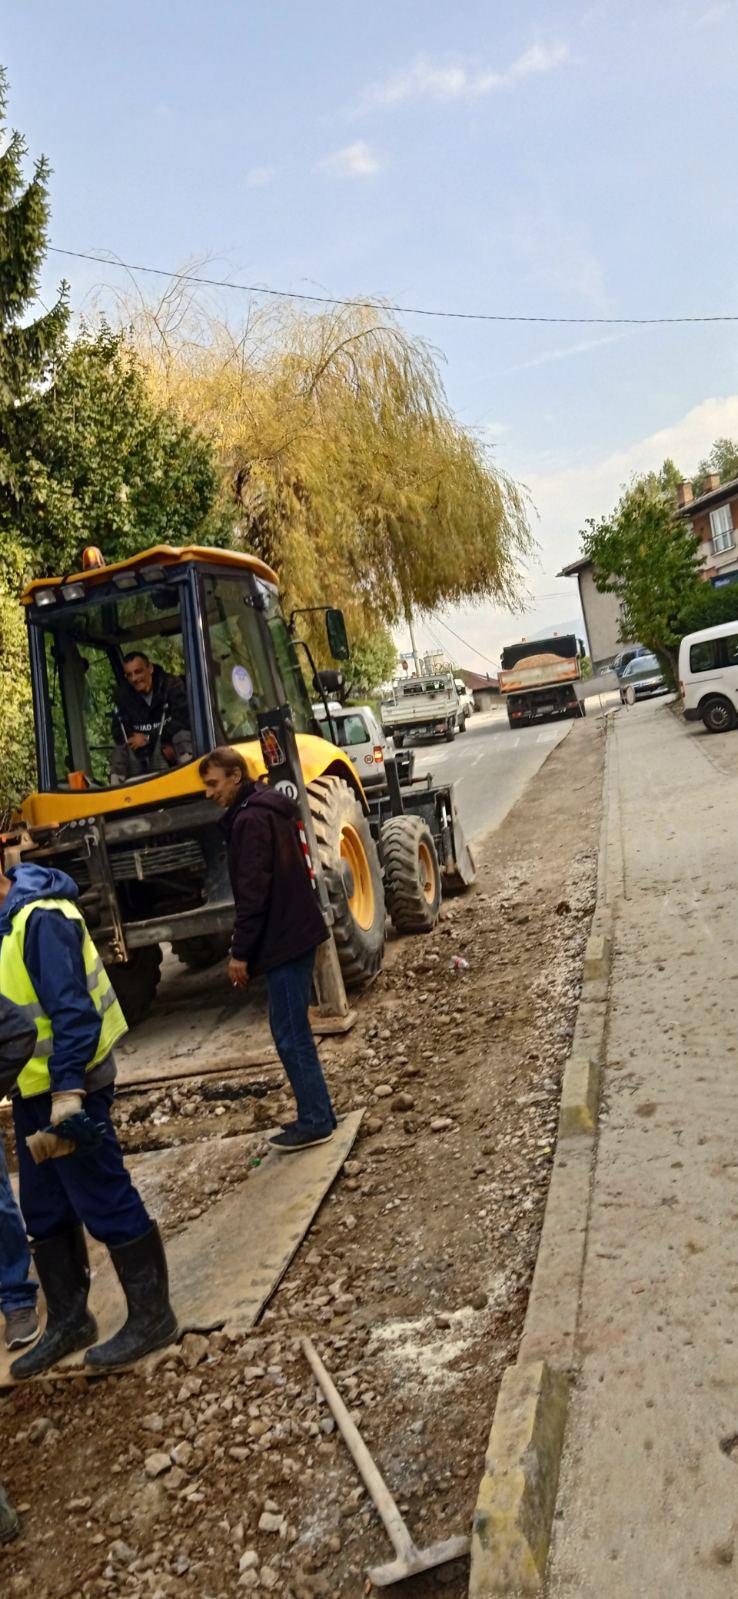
[110,651,192,783]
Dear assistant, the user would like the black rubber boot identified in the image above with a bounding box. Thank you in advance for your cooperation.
[84,1223,177,1371]
[0,1483,18,1544]
[10,1227,97,1380]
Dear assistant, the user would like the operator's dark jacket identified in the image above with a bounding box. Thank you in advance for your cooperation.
[112,665,189,751]
[221,782,328,973]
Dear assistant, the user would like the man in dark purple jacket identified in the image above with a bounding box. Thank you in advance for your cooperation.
[200,747,336,1153]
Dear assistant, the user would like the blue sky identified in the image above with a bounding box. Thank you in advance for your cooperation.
[5,0,738,668]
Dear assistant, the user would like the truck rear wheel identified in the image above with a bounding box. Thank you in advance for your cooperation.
[172,933,231,971]
[382,815,441,934]
[307,776,385,987]
[106,944,163,1028]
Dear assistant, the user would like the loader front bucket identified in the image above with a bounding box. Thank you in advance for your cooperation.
[440,789,476,893]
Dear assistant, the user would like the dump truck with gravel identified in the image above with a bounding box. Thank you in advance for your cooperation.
[11,544,474,1023]
[499,635,586,727]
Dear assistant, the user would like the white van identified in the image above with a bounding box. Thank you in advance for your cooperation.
[678,620,738,733]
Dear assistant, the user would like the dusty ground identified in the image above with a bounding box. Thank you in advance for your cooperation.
[0,717,604,1599]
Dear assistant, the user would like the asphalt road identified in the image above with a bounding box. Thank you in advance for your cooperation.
[408,705,574,844]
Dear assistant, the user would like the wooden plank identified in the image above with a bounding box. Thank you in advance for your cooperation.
[0,1111,363,1387]
[116,1047,283,1092]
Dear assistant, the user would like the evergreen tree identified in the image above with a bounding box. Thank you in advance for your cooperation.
[0,67,68,546]
[24,324,231,575]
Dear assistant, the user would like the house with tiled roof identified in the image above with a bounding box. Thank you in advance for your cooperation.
[675,472,738,588]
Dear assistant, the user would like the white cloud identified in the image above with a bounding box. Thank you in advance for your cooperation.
[245,166,275,188]
[502,211,610,312]
[359,43,570,111]
[689,2,731,28]
[480,420,511,441]
[495,332,626,377]
[316,141,381,178]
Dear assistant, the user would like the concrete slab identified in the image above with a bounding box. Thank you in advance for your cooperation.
[0,1110,363,1388]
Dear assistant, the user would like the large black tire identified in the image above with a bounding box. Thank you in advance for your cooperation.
[106,944,162,1028]
[172,932,231,971]
[445,724,456,743]
[307,776,385,988]
[382,815,442,935]
[701,695,736,734]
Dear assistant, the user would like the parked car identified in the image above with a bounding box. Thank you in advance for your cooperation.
[619,653,668,704]
[678,620,738,733]
[454,679,474,727]
[313,703,415,786]
[613,644,650,679]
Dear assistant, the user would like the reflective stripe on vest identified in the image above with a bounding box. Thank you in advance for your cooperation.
[0,897,128,1098]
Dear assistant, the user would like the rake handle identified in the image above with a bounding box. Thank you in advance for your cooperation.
[301,1336,415,1561]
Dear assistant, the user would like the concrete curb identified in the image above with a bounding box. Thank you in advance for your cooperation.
[469,1361,569,1597]
[558,1055,599,1137]
[468,715,619,1594]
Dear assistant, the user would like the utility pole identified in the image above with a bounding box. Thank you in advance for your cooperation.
[404,602,421,676]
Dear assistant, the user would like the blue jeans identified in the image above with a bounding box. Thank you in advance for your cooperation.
[12,1085,151,1247]
[0,1135,37,1313]
[266,951,336,1132]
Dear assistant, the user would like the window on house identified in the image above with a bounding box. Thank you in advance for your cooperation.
[709,503,735,554]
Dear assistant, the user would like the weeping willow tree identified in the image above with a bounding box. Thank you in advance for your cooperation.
[117,274,532,645]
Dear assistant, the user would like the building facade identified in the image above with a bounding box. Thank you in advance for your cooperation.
[558,557,627,673]
[675,474,738,587]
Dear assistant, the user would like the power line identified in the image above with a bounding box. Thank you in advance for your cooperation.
[429,613,500,669]
[47,246,738,327]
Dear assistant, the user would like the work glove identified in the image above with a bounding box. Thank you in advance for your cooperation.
[27,1092,106,1164]
[26,1127,76,1164]
[50,1091,84,1125]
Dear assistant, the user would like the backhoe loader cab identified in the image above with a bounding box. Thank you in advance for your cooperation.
[17,546,474,1023]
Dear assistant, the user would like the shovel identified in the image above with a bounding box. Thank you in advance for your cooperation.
[302,1337,470,1587]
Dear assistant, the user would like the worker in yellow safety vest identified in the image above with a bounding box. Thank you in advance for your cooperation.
[0,857,176,1378]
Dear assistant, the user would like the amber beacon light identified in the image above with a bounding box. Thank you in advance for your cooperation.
[81,546,106,570]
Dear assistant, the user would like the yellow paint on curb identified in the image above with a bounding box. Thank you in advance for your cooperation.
[558,1055,599,1137]
[469,1361,569,1596]
[582,931,611,981]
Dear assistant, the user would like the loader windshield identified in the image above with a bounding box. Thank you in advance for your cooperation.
[202,574,313,741]
[34,584,192,790]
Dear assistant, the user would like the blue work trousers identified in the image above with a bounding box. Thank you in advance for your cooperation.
[12,1085,151,1247]
[266,951,336,1133]
[0,1135,37,1313]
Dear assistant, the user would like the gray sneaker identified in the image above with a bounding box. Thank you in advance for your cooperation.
[4,1306,40,1351]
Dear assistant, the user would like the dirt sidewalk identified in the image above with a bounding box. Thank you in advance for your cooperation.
[548,701,738,1597]
[0,719,603,1599]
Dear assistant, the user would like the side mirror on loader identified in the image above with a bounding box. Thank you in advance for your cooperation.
[314,668,345,699]
[326,608,350,660]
